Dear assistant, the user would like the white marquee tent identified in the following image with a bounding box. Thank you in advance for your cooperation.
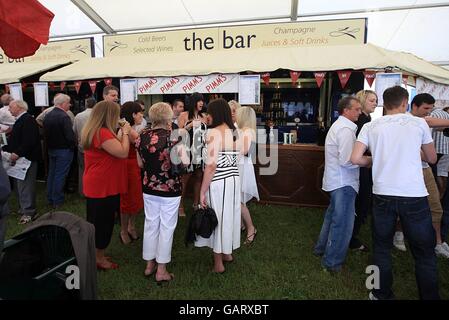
[39,0,449,66]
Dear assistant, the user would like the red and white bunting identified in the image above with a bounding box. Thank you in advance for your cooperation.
[363,71,376,87]
[74,81,82,94]
[314,72,326,88]
[104,78,112,86]
[261,73,270,86]
[289,71,301,86]
[60,81,66,91]
[88,80,97,94]
[337,70,352,89]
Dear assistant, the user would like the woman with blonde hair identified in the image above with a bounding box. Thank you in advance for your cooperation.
[236,106,259,245]
[349,89,377,252]
[228,100,241,124]
[81,101,131,270]
[137,102,188,283]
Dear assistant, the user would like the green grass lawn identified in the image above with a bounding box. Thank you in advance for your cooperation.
[4,181,449,300]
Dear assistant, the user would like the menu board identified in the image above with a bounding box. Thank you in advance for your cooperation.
[120,79,138,104]
[375,73,402,106]
[238,75,260,105]
[33,82,49,107]
[8,83,23,101]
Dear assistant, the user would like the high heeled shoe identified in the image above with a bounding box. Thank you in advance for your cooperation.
[244,229,258,246]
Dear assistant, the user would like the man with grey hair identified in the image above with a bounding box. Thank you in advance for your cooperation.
[103,85,119,103]
[43,94,76,208]
[36,93,75,127]
[2,100,42,224]
[0,93,15,133]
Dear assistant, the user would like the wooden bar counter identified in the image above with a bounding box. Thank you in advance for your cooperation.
[255,143,329,208]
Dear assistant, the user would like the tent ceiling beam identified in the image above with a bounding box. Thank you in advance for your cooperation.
[70,0,115,34]
[110,16,291,34]
[291,0,299,21]
[297,2,449,19]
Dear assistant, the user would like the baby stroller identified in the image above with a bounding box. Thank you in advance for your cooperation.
[0,211,97,300]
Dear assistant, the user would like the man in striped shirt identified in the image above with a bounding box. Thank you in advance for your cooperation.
[430,105,449,194]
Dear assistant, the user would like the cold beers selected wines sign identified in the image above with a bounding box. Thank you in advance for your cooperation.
[137,74,239,95]
[0,38,94,65]
[103,19,366,56]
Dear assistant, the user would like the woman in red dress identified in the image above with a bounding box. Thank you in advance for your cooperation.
[81,101,131,270]
[119,102,145,244]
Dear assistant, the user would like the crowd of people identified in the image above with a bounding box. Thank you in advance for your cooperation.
[318,86,449,300]
[0,87,260,282]
[1,83,449,298]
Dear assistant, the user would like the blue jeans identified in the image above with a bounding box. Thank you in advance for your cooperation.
[372,195,439,300]
[47,148,74,206]
[314,186,357,271]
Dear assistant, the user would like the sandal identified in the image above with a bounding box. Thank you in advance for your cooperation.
[18,215,33,225]
[244,229,258,246]
[155,272,174,285]
[144,260,157,277]
[128,230,140,241]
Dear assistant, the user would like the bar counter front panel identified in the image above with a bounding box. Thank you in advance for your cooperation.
[255,144,329,208]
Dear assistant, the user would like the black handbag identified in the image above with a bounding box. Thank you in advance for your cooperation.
[185,206,218,246]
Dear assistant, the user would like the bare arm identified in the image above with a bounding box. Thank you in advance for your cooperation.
[422,142,437,164]
[136,150,143,168]
[200,130,220,207]
[350,141,372,167]
[101,124,131,159]
[424,116,449,128]
[177,112,187,129]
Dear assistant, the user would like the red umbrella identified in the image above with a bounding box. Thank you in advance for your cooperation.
[0,0,54,59]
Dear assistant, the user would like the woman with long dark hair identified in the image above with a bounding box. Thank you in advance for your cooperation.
[118,101,144,244]
[195,98,241,274]
[177,92,207,216]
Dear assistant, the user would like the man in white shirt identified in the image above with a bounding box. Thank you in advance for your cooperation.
[314,96,365,273]
[0,94,15,133]
[73,97,95,196]
[172,99,184,125]
[351,86,439,300]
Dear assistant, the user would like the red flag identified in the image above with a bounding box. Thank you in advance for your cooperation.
[337,70,352,89]
[261,73,270,86]
[314,72,326,88]
[290,71,301,86]
[4,84,9,93]
[104,78,112,86]
[49,82,55,90]
[0,0,54,59]
[60,81,66,91]
[74,81,82,94]
[363,71,376,87]
[21,82,27,90]
[88,80,97,94]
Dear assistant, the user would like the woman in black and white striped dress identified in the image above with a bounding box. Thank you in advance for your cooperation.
[196,98,241,274]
